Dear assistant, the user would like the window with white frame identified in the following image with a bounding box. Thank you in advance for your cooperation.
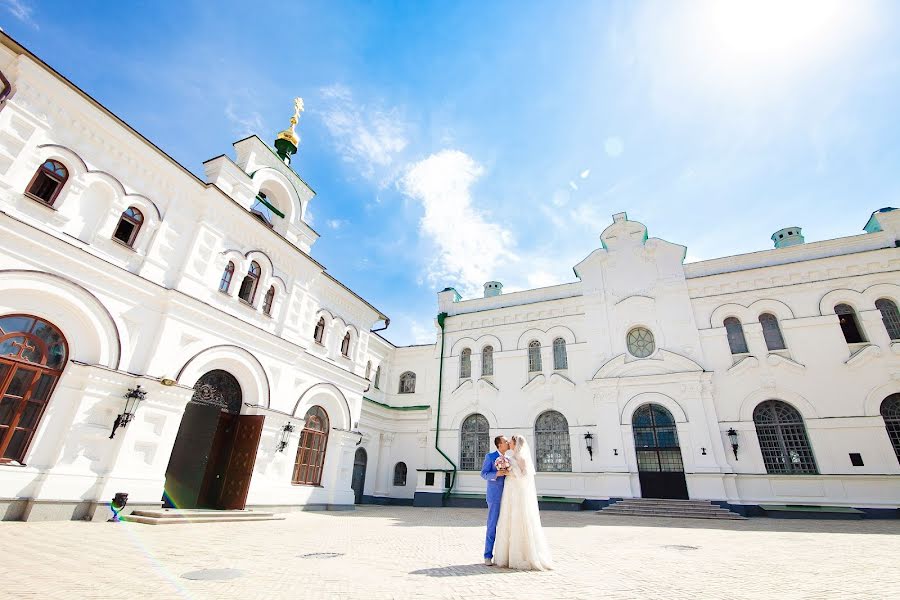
[527,340,542,372]
[759,313,786,351]
[552,337,568,369]
[460,348,472,379]
[399,371,416,394]
[481,345,493,376]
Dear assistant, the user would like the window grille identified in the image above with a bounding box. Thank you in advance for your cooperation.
[723,317,749,354]
[527,340,542,372]
[459,348,471,379]
[626,327,655,358]
[759,313,786,350]
[399,371,416,394]
[459,414,489,471]
[552,338,568,369]
[481,345,493,376]
[753,400,817,474]
[535,410,572,472]
[881,394,900,465]
[876,299,900,340]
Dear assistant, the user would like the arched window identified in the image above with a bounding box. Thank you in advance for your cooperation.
[365,360,372,380]
[552,337,568,369]
[25,159,68,206]
[262,286,275,316]
[112,207,144,247]
[292,405,329,486]
[481,345,494,377]
[459,348,472,379]
[527,340,542,372]
[341,332,351,357]
[835,303,866,344]
[759,313,786,351]
[723,317,749,354]
[219,261,235,293]
[399,371,416,394]
[626,327,655,358]
[238,261,261,304]
[876,299,900,340]
[535,410,571,472]
[459,413,489,471]
[753,400,817,474]
[313,317,325,344]
[393,462,408,486]
[881,394,900,464]
[374,365,382,389]
[0,315,68,464]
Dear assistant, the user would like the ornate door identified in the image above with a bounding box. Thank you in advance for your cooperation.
[632,404,689,500]
[216,415,265,510]
[351,447,367,504]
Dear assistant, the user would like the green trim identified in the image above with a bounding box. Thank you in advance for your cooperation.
[256,195,285,219]
[435,312,457,500]
[363,397,429,411]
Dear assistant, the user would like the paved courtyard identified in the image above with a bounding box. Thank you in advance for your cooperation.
[3,506,900,600]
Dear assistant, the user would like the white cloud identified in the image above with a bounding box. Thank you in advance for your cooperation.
[580,169,591,179]
[224,101,265,138]
[318,84,409,184]
[326,219,348,230]
[2,0,36,26]
[399,150,517,297]
[409,319,435,345]
[568,180,579,191]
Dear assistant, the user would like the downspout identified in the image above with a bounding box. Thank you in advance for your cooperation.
[371,317,390,333]
[434,312,457,500]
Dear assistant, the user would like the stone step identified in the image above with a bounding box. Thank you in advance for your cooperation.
[123,514,285,525]
[599,509,746,520]
[603,506,735,516]
[122,508,285,525]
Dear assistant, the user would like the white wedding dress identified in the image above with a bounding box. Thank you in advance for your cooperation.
[492,437,554,570]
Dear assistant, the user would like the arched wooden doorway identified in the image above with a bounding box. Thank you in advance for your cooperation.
[163,370,264,510]
[351,447,368,504]
[632,404,688,499]
[0,315,68,464]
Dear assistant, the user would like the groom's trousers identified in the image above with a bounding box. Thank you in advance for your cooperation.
[484,500,501,559]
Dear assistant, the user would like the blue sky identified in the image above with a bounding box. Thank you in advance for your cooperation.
[3,1,900,345]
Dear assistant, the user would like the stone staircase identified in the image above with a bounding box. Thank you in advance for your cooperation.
[122,508,285,525]
[598,498,747,520]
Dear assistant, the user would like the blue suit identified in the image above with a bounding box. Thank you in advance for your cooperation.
[480,450,506,559]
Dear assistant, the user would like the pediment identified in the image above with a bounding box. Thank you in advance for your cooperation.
[549,372,576,389]
[450,379,473,397]
[846,344,882,369]
[592,349,704,380]
[521,374,546,392]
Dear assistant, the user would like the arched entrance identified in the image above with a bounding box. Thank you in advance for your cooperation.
[351,447,367,504]
[163,370,264,510]
[0,315,68,464]
[632,404,688,499]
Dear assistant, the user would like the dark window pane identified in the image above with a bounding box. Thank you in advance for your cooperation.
[3,429,27,460]
[30,374,56,403]
[18,401,41,429]
[113,220,136,244]
[6,369,35,397]
[0,316,34,334]
[0,398,17,425]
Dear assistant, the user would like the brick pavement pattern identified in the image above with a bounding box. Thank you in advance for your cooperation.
[3,506,899,599]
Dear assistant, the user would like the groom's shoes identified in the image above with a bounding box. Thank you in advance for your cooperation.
[484,558,493,566]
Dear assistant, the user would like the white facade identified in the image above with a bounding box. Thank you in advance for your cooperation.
[0,33,899,521]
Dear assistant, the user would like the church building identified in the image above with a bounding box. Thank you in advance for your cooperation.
[0,32,898,521]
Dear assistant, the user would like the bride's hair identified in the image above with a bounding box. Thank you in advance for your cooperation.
[510,434,535,476]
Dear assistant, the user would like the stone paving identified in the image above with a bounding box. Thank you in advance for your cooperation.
[3,506,900,599]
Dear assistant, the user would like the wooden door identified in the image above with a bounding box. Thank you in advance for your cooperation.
[216,415,265,510]
[351,447,367,504]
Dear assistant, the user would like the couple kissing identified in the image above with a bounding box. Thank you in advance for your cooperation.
[480,434,553,570]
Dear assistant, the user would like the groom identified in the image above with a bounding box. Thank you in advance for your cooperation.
[480,435,509,566]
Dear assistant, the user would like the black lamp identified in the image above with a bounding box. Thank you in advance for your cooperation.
[109,385,147,439]
[277,422,295,452]
[727,428,739,460]
[584,432,594,460]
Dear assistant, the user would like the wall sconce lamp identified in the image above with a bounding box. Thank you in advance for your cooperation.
[701,447,707,455]
[727,428,739,460]
[277,422,295,452]
[613,448,618,456]
[109,385,147,439]
[583,432,594,460]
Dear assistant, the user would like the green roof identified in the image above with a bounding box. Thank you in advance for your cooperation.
[363,397,430,411]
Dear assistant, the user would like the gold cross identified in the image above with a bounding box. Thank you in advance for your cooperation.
[9,338,36,359]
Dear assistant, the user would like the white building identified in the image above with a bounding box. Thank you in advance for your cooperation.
[1,33,899,521]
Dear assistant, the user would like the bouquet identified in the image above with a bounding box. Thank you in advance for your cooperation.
[494,454,510,472]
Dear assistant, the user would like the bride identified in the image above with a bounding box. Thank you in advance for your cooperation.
[492,434,554,570]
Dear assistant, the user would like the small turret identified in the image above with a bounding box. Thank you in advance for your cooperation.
[771,227,804,249]
[483,281,503,298]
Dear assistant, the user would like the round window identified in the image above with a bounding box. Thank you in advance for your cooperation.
[626,327,655,358]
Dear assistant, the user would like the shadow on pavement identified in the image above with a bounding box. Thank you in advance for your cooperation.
[409,563,520,577]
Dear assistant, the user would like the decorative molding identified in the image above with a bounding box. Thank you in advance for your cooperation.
[727,355,758,375]
[845,344,882,369]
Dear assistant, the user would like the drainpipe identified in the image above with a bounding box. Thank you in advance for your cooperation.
[434,312,457,500]
[370,317,390,333]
